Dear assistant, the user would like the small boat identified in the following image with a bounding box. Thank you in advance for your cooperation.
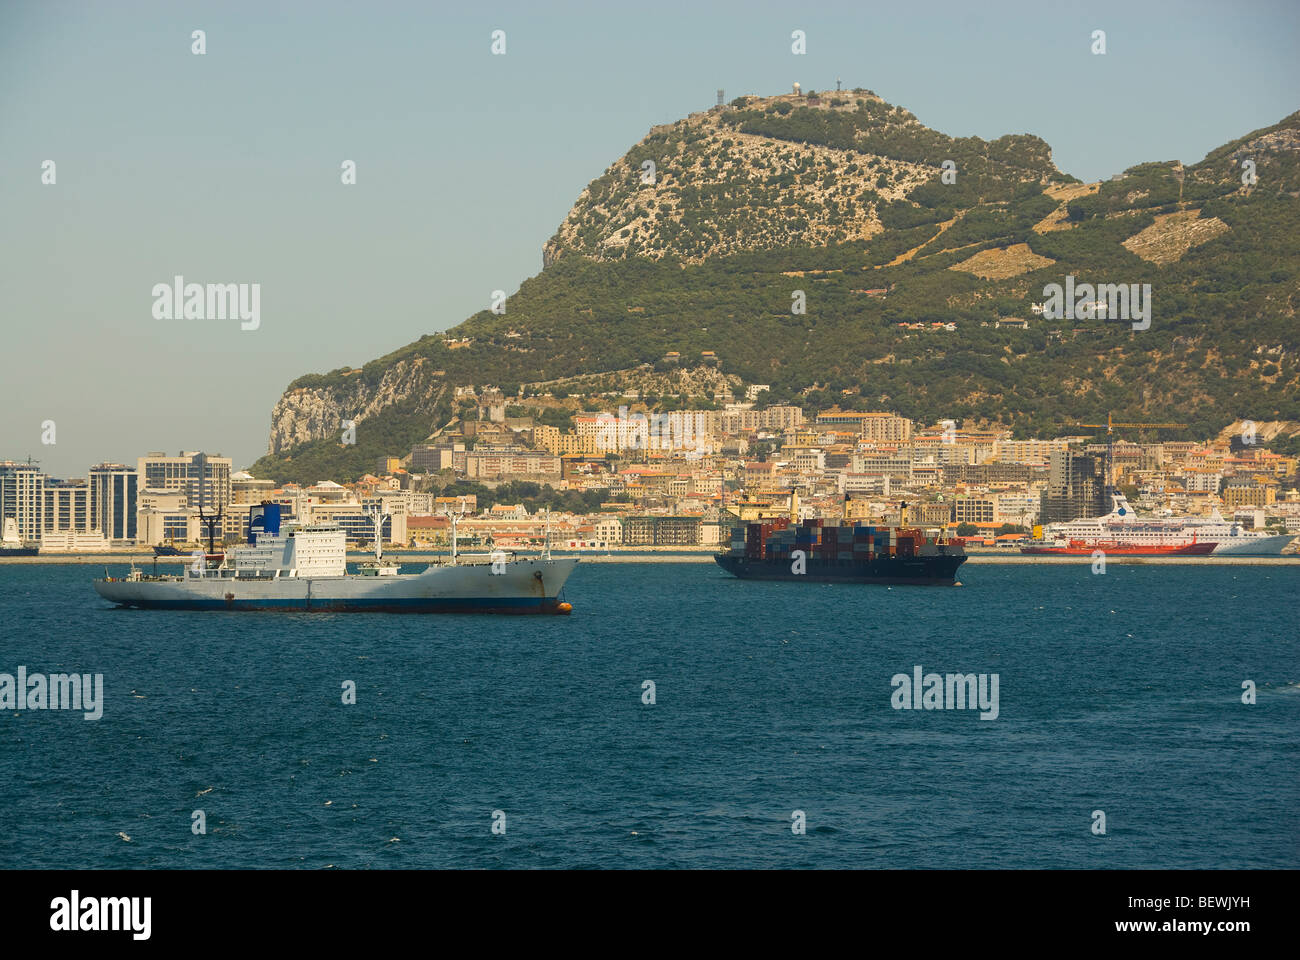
[0,517,38,557]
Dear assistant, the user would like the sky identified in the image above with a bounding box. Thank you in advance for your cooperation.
[2,0,1297,477]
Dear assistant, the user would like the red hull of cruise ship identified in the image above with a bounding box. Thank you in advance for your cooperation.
[1020,540,1218,556]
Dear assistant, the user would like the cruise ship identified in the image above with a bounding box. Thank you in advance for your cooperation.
[95,503,578,613]
[1175,511,1296,556]
[1023,494,1295,556]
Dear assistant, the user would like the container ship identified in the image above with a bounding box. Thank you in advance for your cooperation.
[716,516,967,585]
[95,503,577,614]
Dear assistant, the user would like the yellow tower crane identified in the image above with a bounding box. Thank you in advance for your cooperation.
[1063,413,1188,490]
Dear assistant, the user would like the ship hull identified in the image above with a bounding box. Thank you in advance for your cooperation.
[0,547,39,557]
[1207,534,1296,556]
[715,553,966,585]
[94,558,578,614]
[1020,542,1216,556]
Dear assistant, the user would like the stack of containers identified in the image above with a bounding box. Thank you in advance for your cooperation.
[895,527,923,557]
[824,521,846,563]
[851,522,870,562]
[795,518,818,563]
[859,524,884,559]
[771,516,792,561]
[766,523,796,563]
[730,525,747,555]
[836,521,852,563]
[740,517,795,560]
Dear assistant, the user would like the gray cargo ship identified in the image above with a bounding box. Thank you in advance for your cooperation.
[95,503,577,614]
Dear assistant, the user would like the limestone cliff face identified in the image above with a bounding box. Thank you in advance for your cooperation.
[266,357,443,455]
[543,91,1059,266]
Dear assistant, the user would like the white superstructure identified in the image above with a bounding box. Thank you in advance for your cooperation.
[230,522,347,578]
[1045,494,1295,555]
[2,517,23,547]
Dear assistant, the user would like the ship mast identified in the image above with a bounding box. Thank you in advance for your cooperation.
[443,507,462,565]
[194,452,223,562]
[368,504,390,561]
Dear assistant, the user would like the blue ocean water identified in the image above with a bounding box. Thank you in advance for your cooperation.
[1,560,1296,869]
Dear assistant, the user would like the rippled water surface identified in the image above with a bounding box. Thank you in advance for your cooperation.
[2,561,1296,868]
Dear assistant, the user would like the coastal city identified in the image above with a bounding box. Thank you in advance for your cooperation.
[5,0,1298,921]
[3,384,1297,556]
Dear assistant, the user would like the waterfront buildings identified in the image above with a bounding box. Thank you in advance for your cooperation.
[2,400,1296,552]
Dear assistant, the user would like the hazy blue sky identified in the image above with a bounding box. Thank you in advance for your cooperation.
[3,0,1297,476]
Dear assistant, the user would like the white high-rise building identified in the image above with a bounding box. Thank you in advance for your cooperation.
[90,462,139,543]
[43,479,91,534]
[0,460,46,542]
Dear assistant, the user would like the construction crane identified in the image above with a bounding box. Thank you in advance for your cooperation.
[1064,413,1188,491]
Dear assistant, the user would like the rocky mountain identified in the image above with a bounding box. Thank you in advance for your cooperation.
[253,92,1300,483]
[543,89,1061,265]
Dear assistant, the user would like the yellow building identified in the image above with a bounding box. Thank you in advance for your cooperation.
[918,502,954,525]
[814,410,913,443]
[843,496,876,521]
[1265,454,1296,479]
[727,498,787,522]
[533,424,561,455]
[1223,482,1276,509]
[558,433,606,456]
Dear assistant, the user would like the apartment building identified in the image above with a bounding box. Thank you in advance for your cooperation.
[953,497,995,524]
[852,452,913,481]
[465,447,562,481]
[89,463,139,543]
[137,452,232,513]
[993,438,1072,466]
[621,515,702,546]
[0,460,45,542]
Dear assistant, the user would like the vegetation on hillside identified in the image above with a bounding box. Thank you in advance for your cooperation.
[250,103,1300,483]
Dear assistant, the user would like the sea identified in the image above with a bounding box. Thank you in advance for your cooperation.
[1,560,1296,869]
